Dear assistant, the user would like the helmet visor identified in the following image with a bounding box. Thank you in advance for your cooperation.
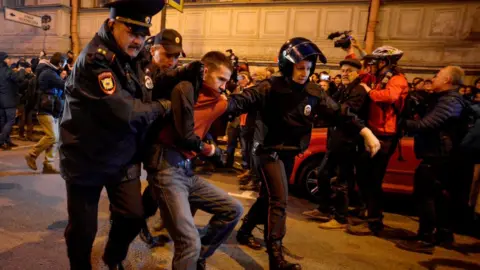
[284,42,327,64]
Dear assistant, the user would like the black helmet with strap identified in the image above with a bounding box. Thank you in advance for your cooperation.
[278,37,327,78]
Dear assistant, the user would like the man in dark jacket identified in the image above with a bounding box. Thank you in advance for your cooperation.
[17,62,36,141]
[25,52,66,173]
[396,66,470,254]
[0,52,26,150]
[303,59,369,229]
[140,28,186,246]
[58,1,200,268]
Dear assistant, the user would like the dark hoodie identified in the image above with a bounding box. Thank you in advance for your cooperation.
[35,59,65,117]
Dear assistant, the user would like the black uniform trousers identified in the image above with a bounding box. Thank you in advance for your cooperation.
[239,125,255,170]
[356,136,398,225]
[142,184,158,219]
[241,153,294,243]
[226,124,241,168]
[64,176,144,270]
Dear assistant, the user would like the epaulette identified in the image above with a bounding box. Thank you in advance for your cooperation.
[89,44,116,66]
[305,82,323,98]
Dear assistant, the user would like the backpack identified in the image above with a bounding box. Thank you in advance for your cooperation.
[460,102,480,159]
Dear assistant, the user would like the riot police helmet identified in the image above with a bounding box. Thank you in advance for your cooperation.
[278,37,327,78]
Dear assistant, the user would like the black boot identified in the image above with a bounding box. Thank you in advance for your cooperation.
[197,258,206,270]
[237,217,262,250]
[102,256,125,270]
[267,241,301,270]
[236,231,262,250]
[139,223,168,248]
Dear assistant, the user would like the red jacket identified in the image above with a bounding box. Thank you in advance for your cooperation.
[368,74,409,136]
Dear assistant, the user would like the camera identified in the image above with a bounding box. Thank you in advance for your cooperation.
[327,31,353,49]
[320,74,330,81]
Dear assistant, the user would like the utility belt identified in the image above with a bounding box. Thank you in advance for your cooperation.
[252,141,301,161]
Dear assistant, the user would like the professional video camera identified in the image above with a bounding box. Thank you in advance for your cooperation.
[327,30,353,49]
[226,49,239,83]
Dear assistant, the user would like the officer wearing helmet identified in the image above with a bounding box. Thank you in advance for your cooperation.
[346,45,409,236]
[59,0,202,268]
[225,37,381,270]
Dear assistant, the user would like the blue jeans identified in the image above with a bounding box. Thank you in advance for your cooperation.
[0,108,16,145]
[148,166,243,270]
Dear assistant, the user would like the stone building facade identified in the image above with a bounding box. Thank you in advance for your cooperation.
[1,0,479,82]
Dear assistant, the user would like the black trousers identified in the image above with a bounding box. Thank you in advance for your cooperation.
[226,125,241,168]
[317,147,358,223]
[356,136,398,223]
[142,184,158,219]
[64,179,144,270]
[241,154,294,242]
[240,126,255,170]
[413,157,474,237]
[17,104,34,138]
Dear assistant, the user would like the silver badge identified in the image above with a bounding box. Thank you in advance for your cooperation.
[304,105,312,116]
[145,75,154,90]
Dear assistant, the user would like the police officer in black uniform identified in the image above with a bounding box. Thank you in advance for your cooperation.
[225,38,381,270]
[59,0,194,269]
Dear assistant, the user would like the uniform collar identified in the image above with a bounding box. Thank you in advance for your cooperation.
[97,19,138,65]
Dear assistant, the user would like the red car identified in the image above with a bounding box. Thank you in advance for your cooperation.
[289,128,421,200]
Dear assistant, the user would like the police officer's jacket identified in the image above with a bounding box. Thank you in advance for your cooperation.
[227,76,365,155]
[60,20,172,185]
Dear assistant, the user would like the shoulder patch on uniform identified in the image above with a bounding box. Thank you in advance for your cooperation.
[98,72,116,95]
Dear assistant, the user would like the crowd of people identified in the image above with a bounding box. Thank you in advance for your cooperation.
[1,0,480,269]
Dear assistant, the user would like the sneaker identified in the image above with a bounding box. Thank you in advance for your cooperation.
[346,222,373,236]
[237,169,250,179]
[42,165,60,174]
[396,239,435,255]
[25,154,37,171]
[240,181,260,192]
[7,141,18,147]
[302,209,332,221]
[346,221,384,236]
[318,219,347,230]
[1,143,12,151]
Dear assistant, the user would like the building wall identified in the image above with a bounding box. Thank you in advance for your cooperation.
[0,0,71,57]
[1,0,479,82]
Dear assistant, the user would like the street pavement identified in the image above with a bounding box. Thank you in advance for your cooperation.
[1,137,480,270]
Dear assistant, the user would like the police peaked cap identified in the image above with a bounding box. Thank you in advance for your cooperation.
[105,0,165,35]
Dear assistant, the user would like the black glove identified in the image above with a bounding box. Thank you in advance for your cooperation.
[158,99,171,116]
[209,146,227,168]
